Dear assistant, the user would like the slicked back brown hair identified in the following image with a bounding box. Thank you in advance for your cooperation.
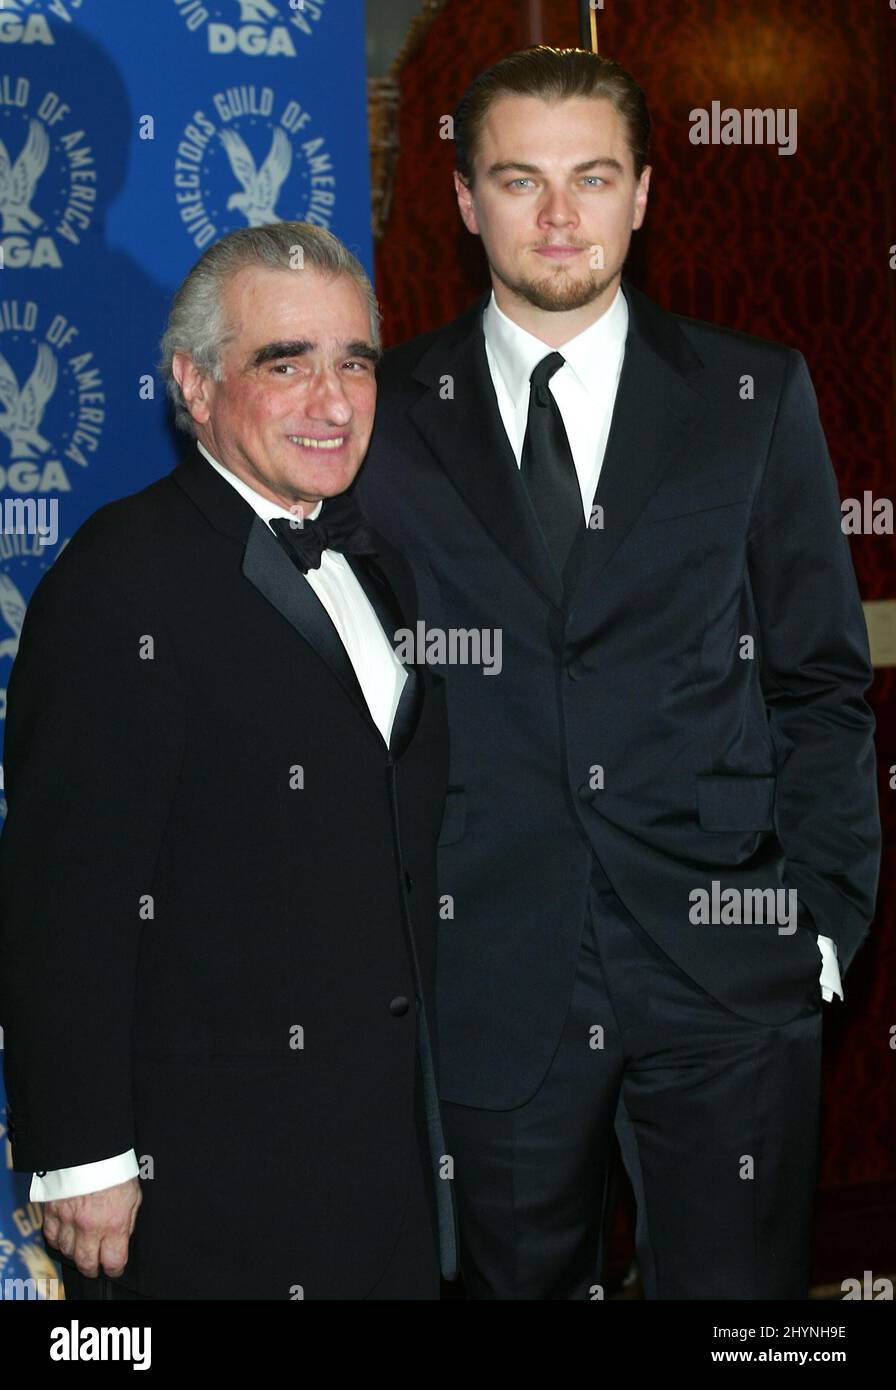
[453,46,651,188]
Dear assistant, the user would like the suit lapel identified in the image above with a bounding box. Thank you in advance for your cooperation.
[409,293,565,610]
[562,280,709,600]
[173,449,377,733]
[175,447,427,753]
[345,547,423,760]
[406,282,709,613]
[242,516,376,724]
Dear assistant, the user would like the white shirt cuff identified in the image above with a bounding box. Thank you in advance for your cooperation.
[30,1150,139,1202]
[816,934,843,1003]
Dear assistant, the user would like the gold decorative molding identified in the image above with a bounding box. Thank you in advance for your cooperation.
[368,1,450,243]
[863,600,896,667]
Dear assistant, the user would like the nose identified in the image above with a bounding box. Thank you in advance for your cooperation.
[304,367,353,426]
[538,185,579,230]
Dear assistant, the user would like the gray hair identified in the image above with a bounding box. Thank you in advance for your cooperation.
[158,222,382,436]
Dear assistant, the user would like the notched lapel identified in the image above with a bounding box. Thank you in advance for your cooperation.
[564,287,708,598]
[241,515,373,725]
[410,298,565,611]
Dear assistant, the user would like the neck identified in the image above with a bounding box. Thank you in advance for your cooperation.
[491,271,621,347]
[197,436,321,516]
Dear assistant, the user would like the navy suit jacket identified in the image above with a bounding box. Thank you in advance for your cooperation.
[355,278,881,1111]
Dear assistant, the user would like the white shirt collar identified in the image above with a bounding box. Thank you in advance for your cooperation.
[482,281,629,404]
[196,440,323,523]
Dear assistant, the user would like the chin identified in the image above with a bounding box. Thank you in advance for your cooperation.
[523,280,601,313]
[318,467,361,497]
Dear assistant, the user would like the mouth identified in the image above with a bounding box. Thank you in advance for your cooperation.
[534,244,586,260]
[287,434,348,451]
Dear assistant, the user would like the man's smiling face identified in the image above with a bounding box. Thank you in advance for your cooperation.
[174,263,378,514]
[455,94,650,322]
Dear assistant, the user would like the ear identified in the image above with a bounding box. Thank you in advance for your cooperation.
[172,352,214,426]
[632,164,651,231]
[454,169,480,236]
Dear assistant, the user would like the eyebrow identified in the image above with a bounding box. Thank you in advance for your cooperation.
[487,156,625,179]
[250,339,382,367]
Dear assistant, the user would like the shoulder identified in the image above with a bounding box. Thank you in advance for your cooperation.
[367,523,417,589]
[375,296,486,398]
[24,473,183,615]
[624,285,811,428]
[376,328,441,387]
[626,281,799,383]
[675,311,796,373]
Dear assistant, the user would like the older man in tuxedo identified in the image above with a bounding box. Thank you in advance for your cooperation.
[0,222,456,1299]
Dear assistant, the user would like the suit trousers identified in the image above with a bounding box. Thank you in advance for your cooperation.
[55,1048,440,1301]
[440,866,824,1300]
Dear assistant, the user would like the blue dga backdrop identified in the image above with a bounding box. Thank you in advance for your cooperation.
[0,0,372,1299]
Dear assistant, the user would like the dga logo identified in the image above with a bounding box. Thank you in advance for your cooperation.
[0,75,98,268]
[174,86,336,247]
[0,299,106,490]
[0,0,87,48]
[0,1224,63,1299]
[2,1105,63,1297]
[173,0,324,57]
[0,299,87,723]
[0,535,69,731]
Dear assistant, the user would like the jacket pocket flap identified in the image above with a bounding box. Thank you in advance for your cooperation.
[642,470,753,523]
[696,773,776,831]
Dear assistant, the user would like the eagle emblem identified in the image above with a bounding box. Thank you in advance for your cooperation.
[0,345,57,460]
[237,0,280,20]
[0,573,26,662]
[0,119,49,234]
[219,128,292,227]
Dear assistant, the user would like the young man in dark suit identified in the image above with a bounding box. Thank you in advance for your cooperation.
[355,47,880,1299]
[0,222,457,1299]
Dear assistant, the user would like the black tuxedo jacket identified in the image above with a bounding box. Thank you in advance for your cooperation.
[355,278,881,1111]
[0,449,456,1298]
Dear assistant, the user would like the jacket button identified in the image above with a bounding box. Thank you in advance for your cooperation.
[404,870,413,892]
[389,996,410,1016]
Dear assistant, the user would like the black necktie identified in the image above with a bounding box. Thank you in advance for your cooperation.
[519,352,583,574]
[269,491,377,573]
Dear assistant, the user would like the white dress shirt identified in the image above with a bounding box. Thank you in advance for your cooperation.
[198,441,408,744]
[483,281,629,517]
[481,285,843,1007]
[30,443,408,1203]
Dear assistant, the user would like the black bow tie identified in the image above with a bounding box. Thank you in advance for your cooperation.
[268,492,377,573]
